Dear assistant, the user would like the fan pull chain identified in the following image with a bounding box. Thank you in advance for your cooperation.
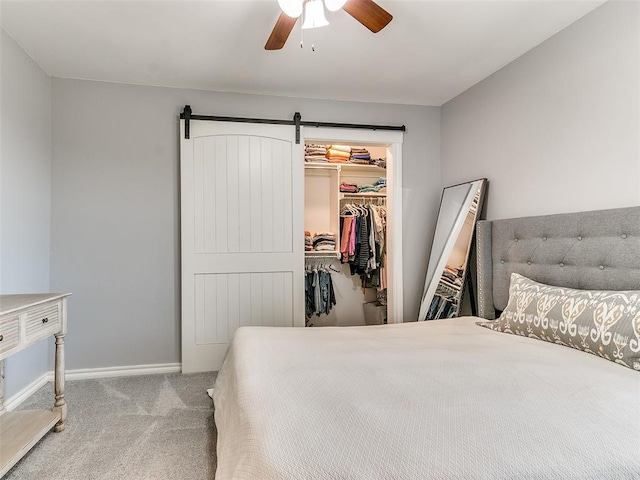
[299,9,316,53]
[300,6,304,49]
[300,35,317,53]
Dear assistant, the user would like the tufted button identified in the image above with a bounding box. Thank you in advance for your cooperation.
[542,236,547,241]
[514,238,518,242]
[599,265,604,270]
[559,262,564,267]
[500,260,504,264]
[527,261,531,265]
[577,236,582,241]
[622,234,627,239]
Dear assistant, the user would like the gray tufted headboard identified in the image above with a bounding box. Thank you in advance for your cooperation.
[476,206,640,320]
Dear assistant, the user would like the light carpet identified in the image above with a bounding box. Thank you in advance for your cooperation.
[6,372,217,480]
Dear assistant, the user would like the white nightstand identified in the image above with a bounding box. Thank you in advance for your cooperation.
[0,293,71,477]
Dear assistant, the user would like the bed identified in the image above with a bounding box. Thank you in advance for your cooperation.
[213,206,640,479]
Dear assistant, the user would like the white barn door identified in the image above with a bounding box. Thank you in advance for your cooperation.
[181,120,304,372]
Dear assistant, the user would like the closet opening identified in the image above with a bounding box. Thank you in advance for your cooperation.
[302,128,403,327]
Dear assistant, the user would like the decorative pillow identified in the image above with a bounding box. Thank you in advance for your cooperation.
[477,273,640,371]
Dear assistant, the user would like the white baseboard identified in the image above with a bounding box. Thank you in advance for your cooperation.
[4,372,51,412]
[66,362,182,381]
[4,362,182,411]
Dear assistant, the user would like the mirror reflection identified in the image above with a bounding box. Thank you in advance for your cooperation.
[418,179,487,321]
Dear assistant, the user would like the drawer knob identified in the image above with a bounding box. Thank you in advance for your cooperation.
[42,317,49,324]
[0,335,3,342]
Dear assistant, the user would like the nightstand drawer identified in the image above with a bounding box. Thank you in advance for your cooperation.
[25,301,61,341]
[0,314,20,354]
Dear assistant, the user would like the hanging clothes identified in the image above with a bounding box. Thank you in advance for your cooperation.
[339,201,387,292]
[340,216,354,262]
[304,264,337,325]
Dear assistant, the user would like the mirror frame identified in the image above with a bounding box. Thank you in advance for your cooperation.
[418,178,488,321]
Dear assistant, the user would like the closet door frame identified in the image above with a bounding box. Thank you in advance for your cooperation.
[302,127,404,323]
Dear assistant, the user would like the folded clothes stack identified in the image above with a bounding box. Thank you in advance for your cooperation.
[374,158,387,169]
[312,232,336,251]
[305,231,313,251]
[374,178,387,194]
[331,145,351,153]
[350,147,372,164]
[358,184,380,193]
[305,144,328,162]
[326,145,351,163]
[340,182,359,193]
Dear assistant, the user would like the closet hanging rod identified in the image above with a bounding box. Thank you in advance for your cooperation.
[180,105,406,142]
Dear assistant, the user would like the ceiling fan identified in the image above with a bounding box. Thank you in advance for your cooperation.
[265,0,393,51]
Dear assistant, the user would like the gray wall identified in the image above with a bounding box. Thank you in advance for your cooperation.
[1,30,52,397]
[50,79,441,369]
[442,0,640,221]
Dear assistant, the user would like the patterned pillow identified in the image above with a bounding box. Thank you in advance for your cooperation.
[477,273,640,371]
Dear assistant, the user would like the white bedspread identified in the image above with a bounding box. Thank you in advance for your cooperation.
[213,318,640,479]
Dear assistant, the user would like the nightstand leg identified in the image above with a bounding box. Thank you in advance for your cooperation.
[53,333,66,432]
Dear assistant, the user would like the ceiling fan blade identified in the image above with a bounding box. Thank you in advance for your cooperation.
[343,0,392,33]
[265,13,298,50]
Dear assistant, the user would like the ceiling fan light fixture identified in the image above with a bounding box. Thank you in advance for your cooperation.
[323,0,348,12]
[301,0,329,29]
[277,0,303,18]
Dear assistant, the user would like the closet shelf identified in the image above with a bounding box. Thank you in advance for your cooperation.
[340,192,387,199]
[339,164,386,173]
[304,162,386,173]
[305,250,341,258]
[304,163,340,171]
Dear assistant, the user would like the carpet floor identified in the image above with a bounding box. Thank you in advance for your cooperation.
[6,372,218,480]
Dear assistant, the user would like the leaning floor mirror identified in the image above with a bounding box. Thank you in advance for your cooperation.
[418,178,487,321]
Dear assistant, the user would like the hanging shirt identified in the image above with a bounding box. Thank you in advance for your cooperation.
[340,216,353,262]
[368,206,377,272]
[348,216,357,257]
[354,216,370,272]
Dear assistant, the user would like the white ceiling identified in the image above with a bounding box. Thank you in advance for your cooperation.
[1,0,605,106]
